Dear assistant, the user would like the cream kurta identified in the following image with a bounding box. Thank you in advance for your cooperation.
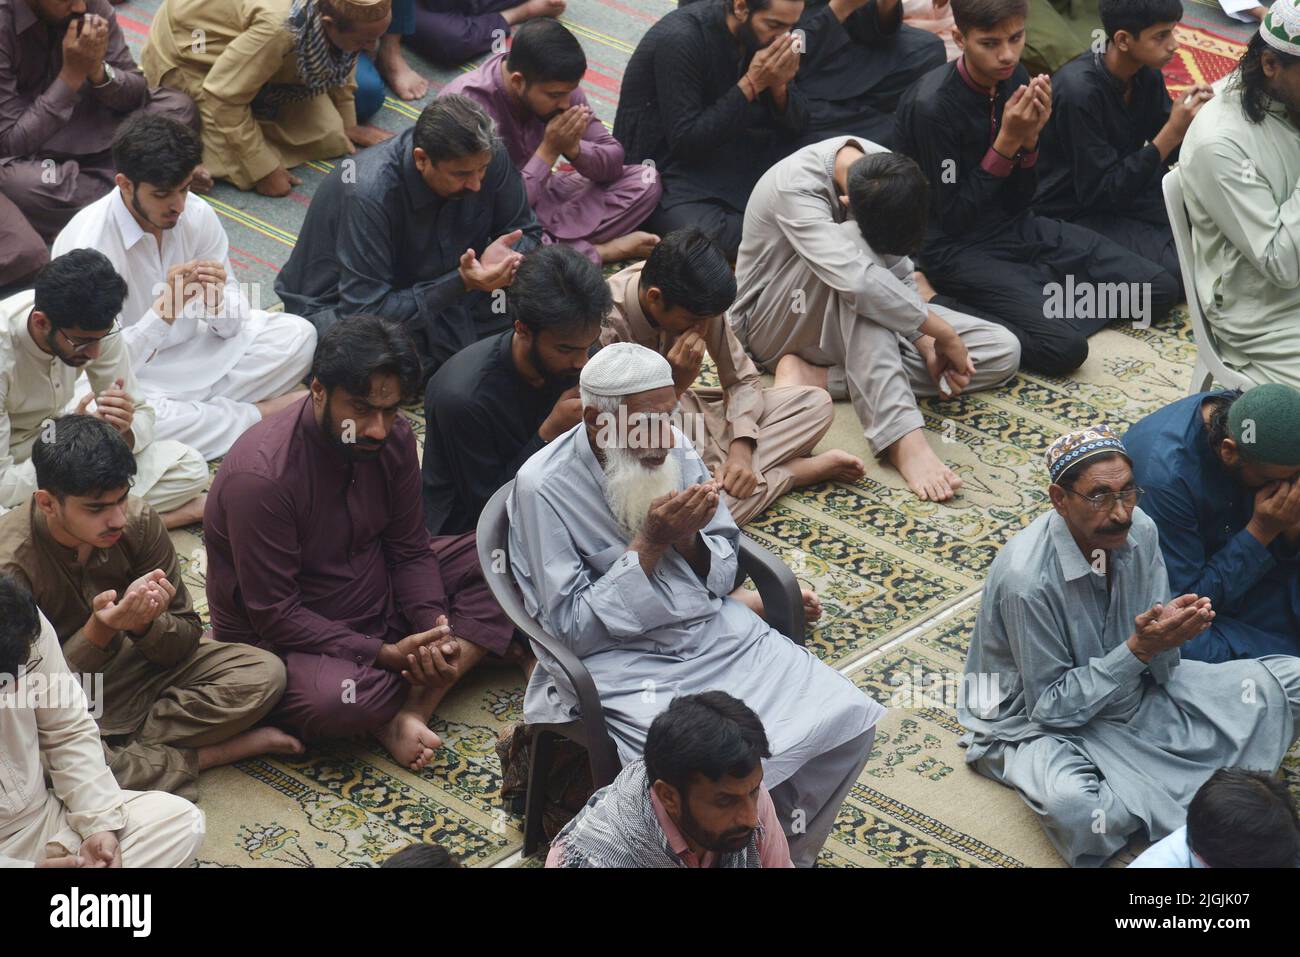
[603,263,832,525]
[1180,83,1300,390]
[0,291,208,515]
[0,611,204,867]
[141,0,357,190]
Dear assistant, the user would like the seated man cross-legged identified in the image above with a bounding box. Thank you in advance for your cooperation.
[959,425,1300,866]
[0,573,205,868]
[0,414,295,799]
[205,316,517,772]
[509,342,884,867]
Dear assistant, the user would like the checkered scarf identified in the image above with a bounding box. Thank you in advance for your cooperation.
[252,0,358,120]
[554,761,762,869]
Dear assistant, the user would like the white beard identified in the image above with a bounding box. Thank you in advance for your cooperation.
[601,445,683,539]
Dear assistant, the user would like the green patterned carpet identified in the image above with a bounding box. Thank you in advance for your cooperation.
[102,0,1291,867]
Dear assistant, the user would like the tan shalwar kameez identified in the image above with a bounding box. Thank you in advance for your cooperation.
[604,263,833,525]
[1,612,204,868]
[141,0,357,190]
[0,498,287,800]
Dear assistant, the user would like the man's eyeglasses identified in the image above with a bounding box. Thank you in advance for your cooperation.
[1064,486,1144,512]
[56,322,120,355]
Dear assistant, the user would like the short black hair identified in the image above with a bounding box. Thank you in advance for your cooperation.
[1099,0,1183,41]
[643,691,771,799]
[413,95,498,164]
[508,245,611,336]
[1186,768,1300,868]
[1203,391,1240,455]
[847,151,929,257]
[32,414,137,500]
[381,843,462,868]
[1055,450,1129,491]
[638,226,737,317]
[112,113,203,190]
[506,19,586,85]
[33,249,127,332]
[0,573,41,679]
[311,315,423,404]
[951,0,1029,32]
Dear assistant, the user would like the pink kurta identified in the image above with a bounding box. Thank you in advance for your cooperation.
[441,52,661,262]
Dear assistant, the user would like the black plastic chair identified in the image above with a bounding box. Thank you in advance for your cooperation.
[475,480,807,857]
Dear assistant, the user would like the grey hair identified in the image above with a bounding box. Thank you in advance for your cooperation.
[580,389,624,416]
[413,94,499,163]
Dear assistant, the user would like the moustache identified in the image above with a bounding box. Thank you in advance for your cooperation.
[1097,522,1132,536]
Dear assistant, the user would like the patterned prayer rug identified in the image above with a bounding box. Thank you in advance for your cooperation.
[112,0,1268,867]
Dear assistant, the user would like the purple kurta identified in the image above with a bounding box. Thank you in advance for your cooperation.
[441,52,661,263]
[203,397,513,739]
[0,0,196,262]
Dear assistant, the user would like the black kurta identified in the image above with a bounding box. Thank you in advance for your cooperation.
[421,330,568,537]
[894,57,1179,377]
[275,127,543,378]
[614,0,809,256]
[1034,51,1180,290]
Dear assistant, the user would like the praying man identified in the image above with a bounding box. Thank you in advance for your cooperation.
[0,415,296,799]
[205,316,516,771]
[0,573,206,867]
[53,113,316,460]
[141,0,395,197]
[959,425,1300,866]
[508,341,884,867]
[1125,385,1300,663]
[0,0,200,284]
[1177,0,1300,391]
[441,18,661,264]
[731,136,1020,501]
[604,225,861,522]
[0,249,208,529]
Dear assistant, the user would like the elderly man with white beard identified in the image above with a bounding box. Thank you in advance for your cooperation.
[507,341,883,866]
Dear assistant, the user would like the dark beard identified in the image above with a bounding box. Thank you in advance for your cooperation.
[678,801,754,855]
[322,402,383,461]
[737,18,762,56]
[132,188,176,231]
[529,337,580,390]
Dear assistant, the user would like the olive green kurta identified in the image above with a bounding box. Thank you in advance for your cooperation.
[141,0,357,190]
[1024,0,1100,76]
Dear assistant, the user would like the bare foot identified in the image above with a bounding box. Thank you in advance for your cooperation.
[503,0,565,25]
[377,35,428,100]
[787,449,865,488]
[196,726,304,771]
[773,353,829,390]
[191,166,215,194]
[161,493,207,530]
[373,709,443,772]
[886,429,962,502]
[913,269,937,303]
[593,231,660,264]
[255,388,308,419]
[731,586,821,623]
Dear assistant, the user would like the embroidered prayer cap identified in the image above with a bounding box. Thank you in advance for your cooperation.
[324,0,391,22]
[579,342,674,398]
[1227,384,1300,466]
[1261,0,1300,57]
[1044,424,1131,485]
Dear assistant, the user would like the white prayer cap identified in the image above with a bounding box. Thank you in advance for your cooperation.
[579,342,674,398]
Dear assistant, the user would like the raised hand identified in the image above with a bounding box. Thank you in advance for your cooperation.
[1248,479,1300,546]
[1127,594,1214,662]
[75,377,136,437]
[640,482,720,548]
[538,386,584,442]
[665,328,706,394]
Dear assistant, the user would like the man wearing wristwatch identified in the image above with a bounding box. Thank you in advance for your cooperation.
[0,0,201,286]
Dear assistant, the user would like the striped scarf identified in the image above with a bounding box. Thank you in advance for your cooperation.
[554,761,762,869]
[252,0,358,120]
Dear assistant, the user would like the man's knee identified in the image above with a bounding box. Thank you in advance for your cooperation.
[143,86,200,132]
[278,656,405,740]
[1020,327,1088,377]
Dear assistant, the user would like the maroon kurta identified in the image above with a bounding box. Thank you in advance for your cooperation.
[203,397,513,739]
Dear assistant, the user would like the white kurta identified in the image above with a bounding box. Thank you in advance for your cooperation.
[0,290,208,514]
[52,190,316,459]
[0,612,204,867]
[507,425,883,790]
